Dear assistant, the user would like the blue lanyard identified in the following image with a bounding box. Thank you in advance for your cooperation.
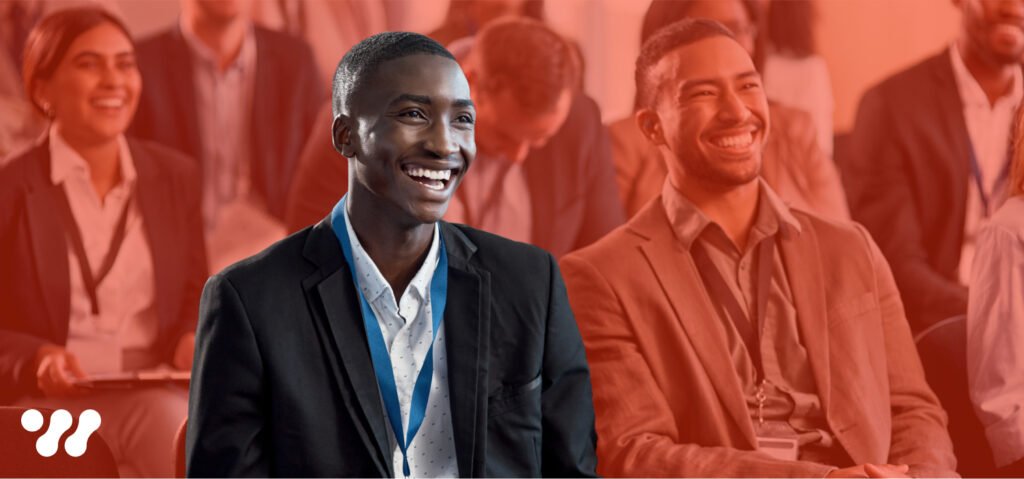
[330,196,448,478]
[967,140,1011,217]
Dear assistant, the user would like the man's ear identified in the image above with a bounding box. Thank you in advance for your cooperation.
[636,108,666,147]
[332,114,355,158]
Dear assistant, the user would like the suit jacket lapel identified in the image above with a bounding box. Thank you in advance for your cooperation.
[250,28,274,205]
[130,140,176,341]
[302,219,391,477]
[931,52,972,210]
[776,219,832,416]
[301,219,489,477]
[23,142,70,340]
[634,205,756,447]
[439,222,488,477]
[167,29,202,161]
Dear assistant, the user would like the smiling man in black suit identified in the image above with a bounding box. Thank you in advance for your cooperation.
[186,31,597,478]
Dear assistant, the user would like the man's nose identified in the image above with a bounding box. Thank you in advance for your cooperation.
[425,120,459,158]
[717,89,752,124]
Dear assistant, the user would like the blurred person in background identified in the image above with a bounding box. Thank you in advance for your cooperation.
[429,0,544,47]
[286,17,623,259]
[844,0,1024,333]
[129,0,323,272]
[967,104,1024,476]
[608,0,848,221]
[0,7,207,476]
[760,0,834,158]
[249,0,390,83]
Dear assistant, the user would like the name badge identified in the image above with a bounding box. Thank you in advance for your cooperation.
[756,436,799,461]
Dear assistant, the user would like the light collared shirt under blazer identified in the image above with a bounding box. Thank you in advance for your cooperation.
[341,206,458,478]
[187,215,598,477]
[560,179,958,478]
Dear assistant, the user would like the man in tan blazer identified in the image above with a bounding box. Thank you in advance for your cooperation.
[561,18,957,478]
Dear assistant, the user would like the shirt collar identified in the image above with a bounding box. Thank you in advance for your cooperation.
[660,176,801,252]
[949,43,1024,109]
[342,199,441,303]
[178,16,256,73]
[49,127,136,188]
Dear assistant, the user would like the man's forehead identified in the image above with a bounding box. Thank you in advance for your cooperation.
[363,54,471,105]
[652,36,755,86]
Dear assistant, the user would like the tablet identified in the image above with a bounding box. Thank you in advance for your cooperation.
[71,370,190,389]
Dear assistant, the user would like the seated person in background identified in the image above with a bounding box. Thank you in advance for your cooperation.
[561,19,957,478]
[608,0,848,220]
[0,8,207,477]
[843,0,1024,332]
[286,18,624,259]
[760,0,835,158]
[967,106,1024,476]
[130,0,323,271]
[428,0,544,47]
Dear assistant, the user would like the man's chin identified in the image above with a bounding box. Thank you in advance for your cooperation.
[409,201,451,225]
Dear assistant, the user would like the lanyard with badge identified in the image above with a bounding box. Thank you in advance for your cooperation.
[691,235,799,460]
[331,195,448,478]
[54,187,133,315]
[967,141,1011,217]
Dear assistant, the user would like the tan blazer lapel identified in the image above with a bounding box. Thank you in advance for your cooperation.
[777,218,832,416]
[633,206,757,447]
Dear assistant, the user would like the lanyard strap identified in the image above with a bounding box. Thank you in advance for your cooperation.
[53,186,133,316]
[690,236,775,383]
[330,196,448,478]
[966,140,1011,217]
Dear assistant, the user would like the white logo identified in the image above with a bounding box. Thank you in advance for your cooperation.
[20,409,102,458]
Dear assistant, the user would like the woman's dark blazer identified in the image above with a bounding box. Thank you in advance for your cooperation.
[0,137,208,403]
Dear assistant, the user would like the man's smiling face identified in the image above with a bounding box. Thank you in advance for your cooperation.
[643,35,769,190]
[340,54,477,226]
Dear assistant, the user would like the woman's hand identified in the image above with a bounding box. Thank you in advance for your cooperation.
[34,345,87,397]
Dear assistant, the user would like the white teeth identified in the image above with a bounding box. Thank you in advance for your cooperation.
[93,98,124,108]
[712,132,753,149]
[405,167,453,181]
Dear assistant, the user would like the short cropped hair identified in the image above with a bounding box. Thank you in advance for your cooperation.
[634,19,736,109]
[472,17,577,115]
[22,7,134,116]
[332,32,456,117]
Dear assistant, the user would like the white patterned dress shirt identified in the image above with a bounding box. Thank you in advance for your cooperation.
[343,204,459,478]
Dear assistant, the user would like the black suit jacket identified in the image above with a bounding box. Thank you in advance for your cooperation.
[284,93,626,258]
[0,138,208,403]
[130,26,324,220]
[186,218,598,477]
[842,50,977,332]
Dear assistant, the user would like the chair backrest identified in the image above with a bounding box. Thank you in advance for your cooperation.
[914,315,996,477]
[0,407,119,478]
[174,418,187,478]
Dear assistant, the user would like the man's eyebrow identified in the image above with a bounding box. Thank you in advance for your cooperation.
[680,70,760,89]
[391,94,432,106]
[453,98,474,109]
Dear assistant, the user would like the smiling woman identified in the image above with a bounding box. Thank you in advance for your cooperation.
[0,7,209,477]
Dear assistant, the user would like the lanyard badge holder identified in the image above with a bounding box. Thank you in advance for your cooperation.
[691,236,798,461]
[331,196,448,478]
